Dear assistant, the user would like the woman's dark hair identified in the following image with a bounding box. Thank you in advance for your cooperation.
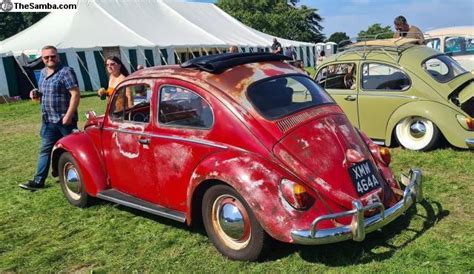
[320,50,325,57]
[105,56,129,76]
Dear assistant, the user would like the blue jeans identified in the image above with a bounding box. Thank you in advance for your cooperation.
[34,121,77,184]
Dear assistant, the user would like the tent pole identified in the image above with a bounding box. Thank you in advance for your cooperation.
[119,47,135,72]
[13,53,37,90]
[98,50,106,61]
[173,49,182,64]
[75,52,101,89]
[188,48,196,59]
[138,48,153,67]
[157,47,168,66]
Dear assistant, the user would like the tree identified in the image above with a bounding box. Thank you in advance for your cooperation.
[326,32,350,45]
[0,13,48,41]
[217,0,325,43]
[357,23,393,41]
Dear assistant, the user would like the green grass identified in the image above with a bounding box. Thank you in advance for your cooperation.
[1,95,473,272]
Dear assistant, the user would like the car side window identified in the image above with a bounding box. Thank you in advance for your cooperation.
[361,63,410,91]
[158,86,213,129]
[109,84,152,123]
[315,63,357,90]
[426,38,441,52]
[445,36,474,56]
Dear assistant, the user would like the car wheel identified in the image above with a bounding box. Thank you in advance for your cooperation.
[395,117,440,151]
[202,185,269,261]
[58,152,91,207]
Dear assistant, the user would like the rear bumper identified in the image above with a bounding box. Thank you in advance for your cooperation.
[466,138,474,149]
[291,169,422,245]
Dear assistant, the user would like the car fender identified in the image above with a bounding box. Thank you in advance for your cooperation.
[186,150,306,242]
[52,132,108,196]
[385,100,464,147]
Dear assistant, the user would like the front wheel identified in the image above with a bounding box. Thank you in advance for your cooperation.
[58,152,91,207]
[395,117,440,151]
[202,185,269,261]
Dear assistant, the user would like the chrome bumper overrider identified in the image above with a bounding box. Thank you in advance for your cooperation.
[291,169,423,245]
[466,138,474,149]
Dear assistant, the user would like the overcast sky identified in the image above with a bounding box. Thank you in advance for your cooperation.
[189,0,474,38]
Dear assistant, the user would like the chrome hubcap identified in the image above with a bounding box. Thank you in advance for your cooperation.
[63,163,81,200]
[211,195,251,250]
[409,121,426,138]
[218,203,245,240]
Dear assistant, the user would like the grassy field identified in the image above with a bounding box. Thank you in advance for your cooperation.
[0,95,473,272]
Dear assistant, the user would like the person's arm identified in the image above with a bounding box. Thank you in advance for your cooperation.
[62,67,80,125]
[125,87,134,108]
[63,87,80,125]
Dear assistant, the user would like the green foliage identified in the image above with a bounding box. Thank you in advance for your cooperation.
[326,32,350,44]
[0,96,473,271]
[217,0,325,43]
[357,23,394,41]
[0,13,48,41]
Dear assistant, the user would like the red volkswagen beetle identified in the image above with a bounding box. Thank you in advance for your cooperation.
[51,53,423,261]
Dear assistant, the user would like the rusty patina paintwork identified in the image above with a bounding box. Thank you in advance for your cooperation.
[52,61,404,243]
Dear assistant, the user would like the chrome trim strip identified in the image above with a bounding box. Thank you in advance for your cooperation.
[466,138,474,149]
[291,168,422,245]
[103,127,228,149]
[97,192,186,223]
[373,140,385,146]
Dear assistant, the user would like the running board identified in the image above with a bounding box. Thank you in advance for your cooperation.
[97,189,186,223]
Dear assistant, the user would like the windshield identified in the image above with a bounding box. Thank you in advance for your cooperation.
[423,55,467,83]
[247,75,334,120]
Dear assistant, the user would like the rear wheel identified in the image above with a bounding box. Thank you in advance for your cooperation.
[58,152,91,207]
[395,117,440,151]
[202,185,269,261]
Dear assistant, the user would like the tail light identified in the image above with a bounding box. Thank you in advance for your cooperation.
[379,147,391,165]
[280,179,314,210]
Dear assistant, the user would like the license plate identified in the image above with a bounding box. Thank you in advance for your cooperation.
[349,160,381,196]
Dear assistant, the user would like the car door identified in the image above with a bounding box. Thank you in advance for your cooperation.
[357,62,413,141]
[315,62,360,127]
[149,79,222,212]
[101,80,160,203]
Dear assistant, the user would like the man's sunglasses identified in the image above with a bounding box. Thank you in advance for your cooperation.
[42,55,57,60]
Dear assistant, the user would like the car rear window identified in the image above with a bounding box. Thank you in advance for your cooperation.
[247,75,334,120]
[423,55,467,83]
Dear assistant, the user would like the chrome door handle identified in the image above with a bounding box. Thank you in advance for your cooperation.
[138,138,150,145]
[344,95,357,101]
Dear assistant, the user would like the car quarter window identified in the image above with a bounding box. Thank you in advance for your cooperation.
[109,84,152,123]
[315,63,357,90]
[361,63,410,91]
[158,86,213,129]
[423,55,467,83]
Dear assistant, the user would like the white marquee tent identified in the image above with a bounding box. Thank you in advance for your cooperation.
[0,0,317,97]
